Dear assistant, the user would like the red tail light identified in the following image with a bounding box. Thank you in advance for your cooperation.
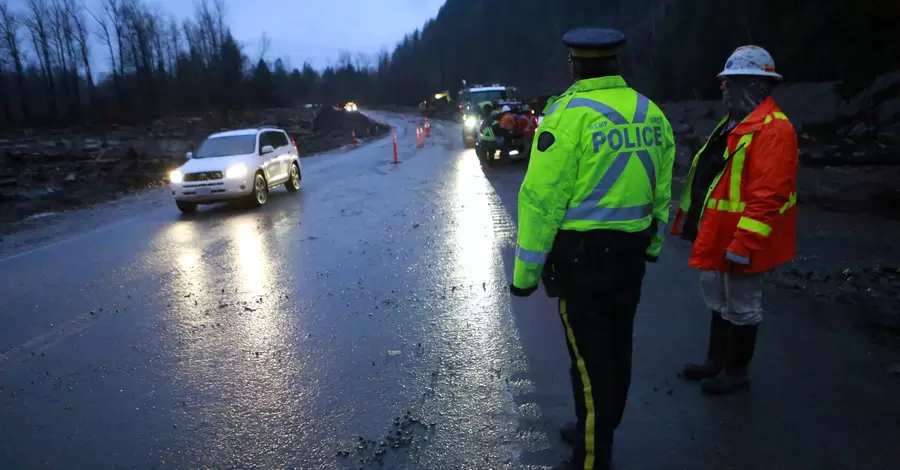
[291,137,297,149]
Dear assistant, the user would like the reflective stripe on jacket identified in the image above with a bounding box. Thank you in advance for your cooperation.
[671,96,798,273]
[513,75,676,289]
[481,124,498,142]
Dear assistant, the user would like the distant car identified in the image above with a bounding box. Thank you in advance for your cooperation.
[168,127,302,214]
[344,102,358,112]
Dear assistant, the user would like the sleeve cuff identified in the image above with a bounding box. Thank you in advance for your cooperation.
[510,284,538,297]
[725,239,751,265]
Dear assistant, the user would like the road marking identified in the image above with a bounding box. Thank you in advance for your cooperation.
[0,214,144,264]
[0,311,99,369]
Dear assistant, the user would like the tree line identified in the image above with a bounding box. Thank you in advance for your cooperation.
[0,0,364,128]
[370,0,899,105]
[1,0,898,130]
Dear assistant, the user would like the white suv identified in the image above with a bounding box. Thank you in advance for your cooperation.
[169,127,302,214]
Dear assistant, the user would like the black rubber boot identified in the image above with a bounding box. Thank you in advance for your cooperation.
[550,458,575,470]
[702,323,759,395]
[682,311,730,381]
[559,421,578,447]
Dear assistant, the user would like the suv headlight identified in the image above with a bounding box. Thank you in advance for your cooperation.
[225,164,248,179]
[169,170,183,184]
[464,116,478,129]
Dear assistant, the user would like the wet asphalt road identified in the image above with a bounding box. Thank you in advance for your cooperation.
[1,111,899,470]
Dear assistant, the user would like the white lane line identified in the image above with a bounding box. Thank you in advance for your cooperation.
[0,311,99,369]
[0,214,144,264]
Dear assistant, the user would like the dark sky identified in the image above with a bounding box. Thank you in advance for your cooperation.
[10,0,446,71]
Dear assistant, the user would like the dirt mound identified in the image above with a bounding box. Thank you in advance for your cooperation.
[301,109,388,155]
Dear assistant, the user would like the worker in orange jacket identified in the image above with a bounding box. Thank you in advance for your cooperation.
[522,106,539,158]
[671,45,798,395]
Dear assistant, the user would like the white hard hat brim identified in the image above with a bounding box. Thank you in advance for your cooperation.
[718,68,783,80]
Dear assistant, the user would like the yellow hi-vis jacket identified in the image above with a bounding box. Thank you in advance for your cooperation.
[513,76,675,290]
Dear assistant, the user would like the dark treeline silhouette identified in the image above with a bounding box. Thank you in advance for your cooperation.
[374,0,899,104]
[1,0,898,130]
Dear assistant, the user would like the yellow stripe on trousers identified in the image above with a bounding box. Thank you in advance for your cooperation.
[561,298,596,469]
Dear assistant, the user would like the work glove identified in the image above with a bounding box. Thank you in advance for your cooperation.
[509,283,538,297]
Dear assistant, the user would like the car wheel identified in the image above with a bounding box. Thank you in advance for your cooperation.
[248,172,268,207]
[284,162,301,192]
[176,201,197,215]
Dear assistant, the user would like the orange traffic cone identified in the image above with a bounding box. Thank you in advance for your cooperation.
[424,118,431,137]
[352,130,358,146]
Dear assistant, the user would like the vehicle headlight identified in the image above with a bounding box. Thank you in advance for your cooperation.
[465,116,478,128]
[225,164,248,179]
[169,170,183,184]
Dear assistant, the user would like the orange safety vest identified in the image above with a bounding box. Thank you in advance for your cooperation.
[671,97,799,274]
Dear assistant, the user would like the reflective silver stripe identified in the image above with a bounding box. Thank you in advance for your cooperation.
[516,245,548,264]
[544,101,561,117]
[568,204,653,222]
[567,151,632,220]
[566,98,628,125]
[635,149,656,191]
[633,94,650,124]
[726,251,750,265]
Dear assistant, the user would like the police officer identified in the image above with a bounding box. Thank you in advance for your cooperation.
[509,27,675,470]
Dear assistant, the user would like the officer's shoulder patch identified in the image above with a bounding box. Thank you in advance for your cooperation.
[537,132,556,152]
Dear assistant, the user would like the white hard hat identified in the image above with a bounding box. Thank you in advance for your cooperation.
[501,105,511,112]
[718,45,783,80]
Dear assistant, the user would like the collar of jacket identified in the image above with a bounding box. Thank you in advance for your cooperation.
[564,75,629,95]
[731,96,778,135]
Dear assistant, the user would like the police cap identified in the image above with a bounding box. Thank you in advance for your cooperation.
[563,27,627,60]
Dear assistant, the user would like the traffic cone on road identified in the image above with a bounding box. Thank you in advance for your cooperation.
[424,118,431,137]
[352,130,358,146]
[392,132,399,164]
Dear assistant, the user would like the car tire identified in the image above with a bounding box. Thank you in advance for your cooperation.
[284,162,301,192]
[247,172,269,207]
[176,201,197,215]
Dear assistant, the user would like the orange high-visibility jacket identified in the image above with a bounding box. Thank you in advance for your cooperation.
[671,97,798,273]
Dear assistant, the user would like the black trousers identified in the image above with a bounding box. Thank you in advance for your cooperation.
[550,230,648,469]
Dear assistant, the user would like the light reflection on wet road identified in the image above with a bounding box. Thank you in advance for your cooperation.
[1,111,899,470]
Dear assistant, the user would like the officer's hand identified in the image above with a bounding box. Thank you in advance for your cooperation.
[509,283,538,297]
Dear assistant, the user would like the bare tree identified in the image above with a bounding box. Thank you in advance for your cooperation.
[337,50,352,68]
[195,0,226,63]
[355,52,371,71]
[49,0,81,115]
[88,3,121,107]
[101,0,125,79]
[257,32,271,63]
[0,4,30,121]
[24,0,59,120]
[165,15,180,71]
[67,0,95,109]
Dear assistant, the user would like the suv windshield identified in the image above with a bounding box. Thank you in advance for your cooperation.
[194,135,256,158]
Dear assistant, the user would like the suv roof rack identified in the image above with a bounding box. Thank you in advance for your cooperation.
[258,125,279,130]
